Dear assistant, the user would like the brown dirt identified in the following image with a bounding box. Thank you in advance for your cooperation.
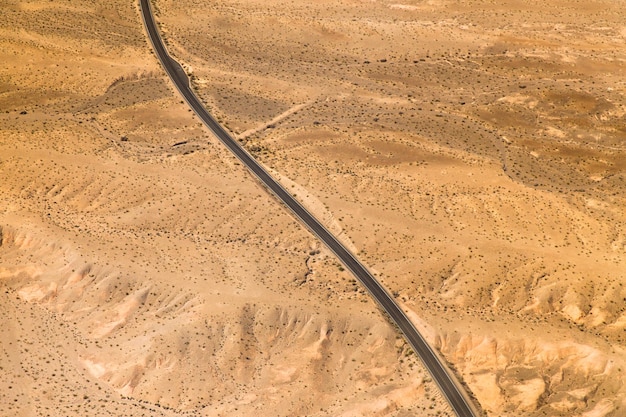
[2,0,626,416]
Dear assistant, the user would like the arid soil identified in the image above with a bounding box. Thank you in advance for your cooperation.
[2,0,626,416]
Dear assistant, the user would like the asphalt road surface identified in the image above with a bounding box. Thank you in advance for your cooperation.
[139,1,479,416]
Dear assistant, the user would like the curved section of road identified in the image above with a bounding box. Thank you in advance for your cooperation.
[139,1,479,416]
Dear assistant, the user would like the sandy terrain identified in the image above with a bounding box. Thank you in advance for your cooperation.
[1,0,626,416]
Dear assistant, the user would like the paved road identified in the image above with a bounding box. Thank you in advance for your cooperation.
[139,1,479,416]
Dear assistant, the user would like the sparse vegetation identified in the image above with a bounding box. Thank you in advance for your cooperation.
[1,0,625,416]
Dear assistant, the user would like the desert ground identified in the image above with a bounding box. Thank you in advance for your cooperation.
[1,0,626,416]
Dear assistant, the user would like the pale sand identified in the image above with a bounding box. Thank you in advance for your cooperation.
[1,0,626,416]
